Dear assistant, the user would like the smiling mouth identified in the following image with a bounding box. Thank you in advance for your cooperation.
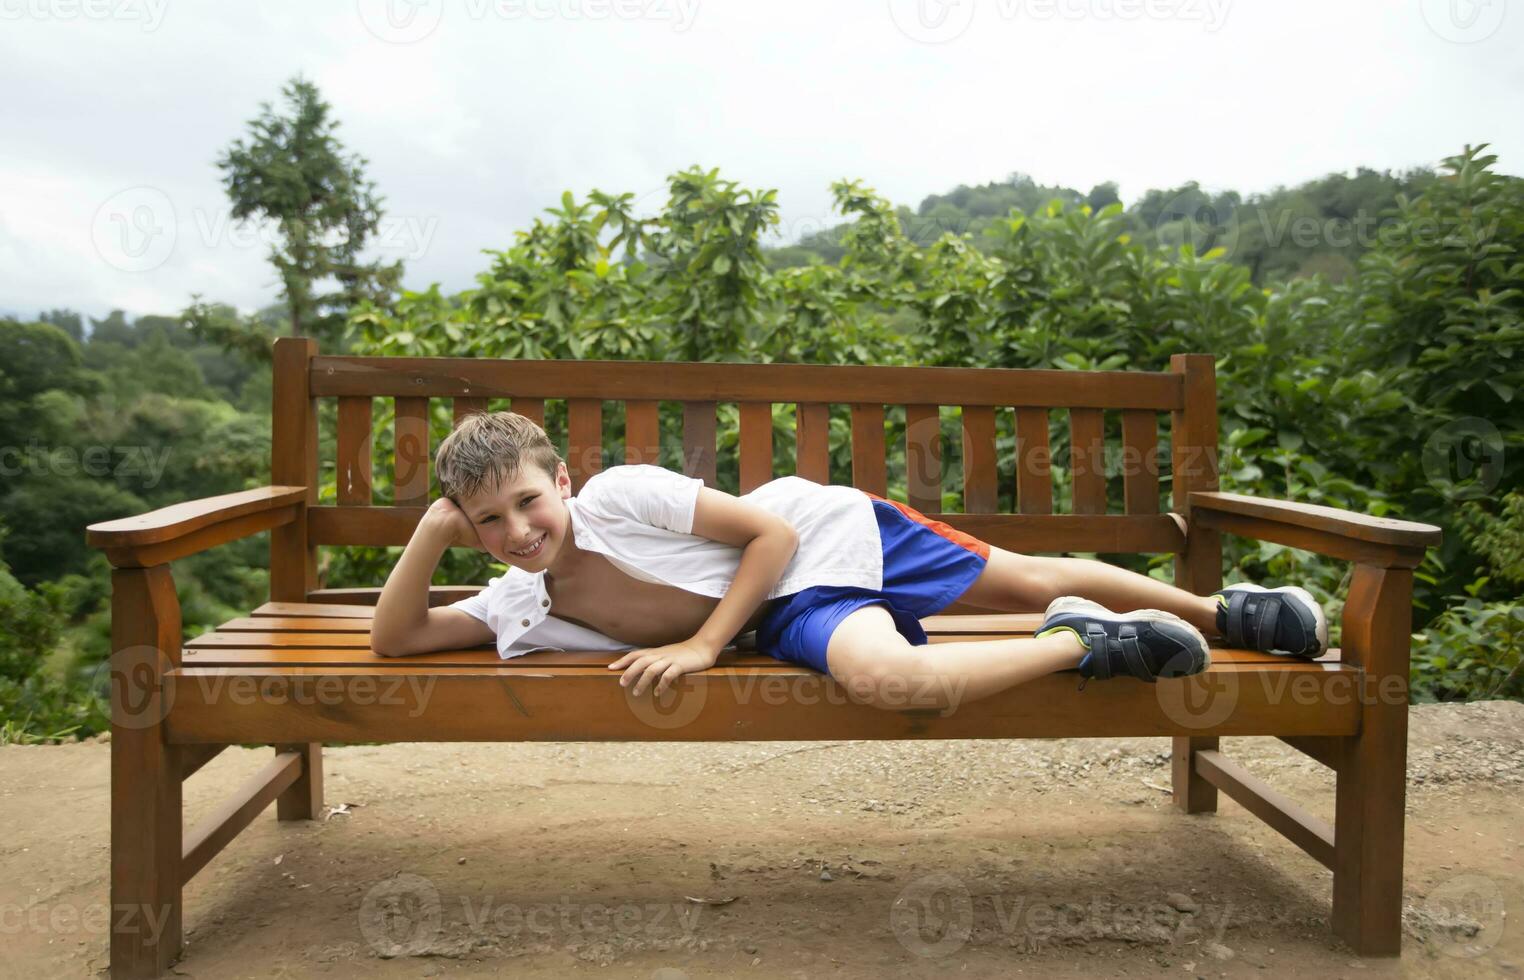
[510,534,546,558]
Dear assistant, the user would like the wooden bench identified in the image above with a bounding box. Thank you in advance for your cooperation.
[87,338,1442,976]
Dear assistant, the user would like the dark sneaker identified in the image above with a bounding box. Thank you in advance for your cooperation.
[1212,584,1327,658]
[1037,597,1210,686]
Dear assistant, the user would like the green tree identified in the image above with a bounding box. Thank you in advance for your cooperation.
[217,76,401,343]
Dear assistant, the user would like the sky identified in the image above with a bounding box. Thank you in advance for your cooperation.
[2,0,1520,323]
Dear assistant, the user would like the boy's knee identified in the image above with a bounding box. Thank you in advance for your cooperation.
[836,648,943,711]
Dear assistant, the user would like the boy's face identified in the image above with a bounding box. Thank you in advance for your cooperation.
[457,461,573,570]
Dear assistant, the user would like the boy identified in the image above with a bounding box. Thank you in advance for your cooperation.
[372,412,1326,710]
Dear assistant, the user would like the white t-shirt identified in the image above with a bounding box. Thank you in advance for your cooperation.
[451,464,882,658]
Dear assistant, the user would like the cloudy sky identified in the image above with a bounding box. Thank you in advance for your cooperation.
[2,0,1520,323]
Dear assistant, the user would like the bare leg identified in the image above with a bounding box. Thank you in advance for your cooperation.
[825,605,1086,710]
[958,548,1220,635]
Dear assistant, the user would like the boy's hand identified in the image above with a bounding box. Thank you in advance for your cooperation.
[608,639,721,697]
[420,498,484,551]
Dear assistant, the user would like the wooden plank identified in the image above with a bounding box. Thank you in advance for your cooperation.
[394,396,430,507]
[682,401,718,485]
[181,751,302,884]
[311,357,1187,409]
[270,337,318,602]
[1193,508,1431,569]
[1121,409,1159,515]
[1070,407,1107,515]
[1189,491,1443,551]
[307,586,480,606]
[1333,564,1414,955]
[1196,749,1336,870]
[306,506,1188,554]
[567,397,602,493]
[1015,407,1052,515]
[624,399,660,466]
[110,565,184,977]
[510,397,544,427]
[96,503,301,569]
[796,403,831,484]
[961,405,998,513]
[850,404,886,496]
[274,741,323,821]
[738,402,774,493]
[1279,735,1342,771]
[165,663,1363,743]
[453,396,489,426]
[905,404,942,514]
[179,743,226,780]
[336,397,373,506]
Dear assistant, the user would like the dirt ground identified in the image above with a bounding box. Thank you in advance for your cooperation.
[2,700,1521,980]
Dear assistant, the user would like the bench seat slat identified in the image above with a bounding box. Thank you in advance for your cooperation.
[165,663,1362,742]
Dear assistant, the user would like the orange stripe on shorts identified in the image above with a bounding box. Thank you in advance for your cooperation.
[863,491,991,561]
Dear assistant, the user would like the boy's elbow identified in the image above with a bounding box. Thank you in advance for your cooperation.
[369,632,410,658]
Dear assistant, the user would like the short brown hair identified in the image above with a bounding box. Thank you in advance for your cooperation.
[434,411,563,501]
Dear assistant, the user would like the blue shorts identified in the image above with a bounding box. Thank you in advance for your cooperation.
[755,495,991,675]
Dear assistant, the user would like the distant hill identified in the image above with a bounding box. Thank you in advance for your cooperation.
[768,166,1435,285]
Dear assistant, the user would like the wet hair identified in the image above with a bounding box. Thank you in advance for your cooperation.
[434,411,563,502]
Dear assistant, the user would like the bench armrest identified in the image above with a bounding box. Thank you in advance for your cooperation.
[87,486,309,568]
[1187,491,1442,568]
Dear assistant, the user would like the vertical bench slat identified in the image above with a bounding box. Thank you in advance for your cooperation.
[336,397,373,506]
[452,397,488,427]
[1015,407,1053,515]
[625,399,660,466]
[961,405,998,513]
[394,397,430,507]
[683,401,718,486]
[1121,409,1160,515]
[905,403,942,514]
[511,398,544,427]
[850,403,886,497]
[796,403,831,484]
[738,402,774,494]
[567,398,602,493]
[1070,408,1107,515]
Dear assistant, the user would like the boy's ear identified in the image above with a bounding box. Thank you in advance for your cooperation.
[555,461,572,497]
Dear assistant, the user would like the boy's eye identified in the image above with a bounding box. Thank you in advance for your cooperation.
[520,496,537,506]
[479,516,498,525]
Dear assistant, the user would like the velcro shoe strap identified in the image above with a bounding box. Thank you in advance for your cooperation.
[1086,623,1113,680]
[1225,591,1251,648]
[1255,597,1280,651]
[1118,624,1152,681]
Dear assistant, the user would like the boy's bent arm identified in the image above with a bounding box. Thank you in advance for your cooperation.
[372,501,495,657]
[611,487,798,695]
[686,487,799,655]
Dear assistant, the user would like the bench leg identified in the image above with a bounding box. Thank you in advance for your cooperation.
[110,567,184,979]
[1331,565,1411,956]
[1171,736,1219,813]
[275,743,324,820]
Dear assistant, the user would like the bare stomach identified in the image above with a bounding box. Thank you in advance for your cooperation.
[545,553,776,649]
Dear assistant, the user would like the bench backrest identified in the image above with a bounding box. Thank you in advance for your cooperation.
[268,338,1220,602]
